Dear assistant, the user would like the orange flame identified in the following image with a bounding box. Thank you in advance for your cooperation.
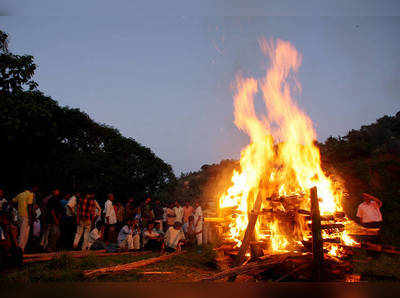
[219,38,353,252]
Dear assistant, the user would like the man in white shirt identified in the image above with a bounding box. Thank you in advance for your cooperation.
[88,222,106,250]
[173,201,184,224]
[193,202,203,245]
[103,193,117,244]
[66,194,78,217]
[356,193,383,228]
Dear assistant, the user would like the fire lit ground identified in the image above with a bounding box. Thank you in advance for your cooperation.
[214,38,369,260]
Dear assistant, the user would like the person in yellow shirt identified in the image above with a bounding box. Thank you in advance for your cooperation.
[12,186,38,252]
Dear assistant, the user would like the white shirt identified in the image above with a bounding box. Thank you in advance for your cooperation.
[89,228,101,246]
[356,201,382,223]
[66,196,77,217]
[104,200,117,224]
[194,206,203,230]
[35,208,41,219]
[164,226,185,249]
[173,206,184,223]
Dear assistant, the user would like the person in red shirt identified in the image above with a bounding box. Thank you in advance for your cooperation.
[73,191,96,250]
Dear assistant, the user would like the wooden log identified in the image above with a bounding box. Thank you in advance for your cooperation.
[235,191,263,266]
[310,186,324,281]
[250,243,264,258]
[200,254,290,282]
[23,250,107,259]
[298,209,311,216]
[306,223,345,231]
[83,251,186,277]
[321,224,345,230]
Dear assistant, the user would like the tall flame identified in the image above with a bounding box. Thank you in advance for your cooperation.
[219,38,347,251]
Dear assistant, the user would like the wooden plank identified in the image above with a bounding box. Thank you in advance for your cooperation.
[24,250,107,259]
[83,251,186,277]
[200,254,290,282]
[235,190,263,266]
[310,186,324,281]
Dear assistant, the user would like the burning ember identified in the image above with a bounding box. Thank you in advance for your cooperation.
[218,38,359,257]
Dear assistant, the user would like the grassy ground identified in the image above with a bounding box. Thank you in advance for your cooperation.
[1,245,400,284]
[0,245,219,285]
[353,249,400,281]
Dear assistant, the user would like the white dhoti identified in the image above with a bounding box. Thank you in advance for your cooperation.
[195,222,203,245]
[119,233,140,250]
[18,217,30,252]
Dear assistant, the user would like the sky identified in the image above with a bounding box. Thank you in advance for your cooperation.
[1,1,400,174]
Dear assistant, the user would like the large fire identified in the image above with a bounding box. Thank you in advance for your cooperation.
[218,38,358,256]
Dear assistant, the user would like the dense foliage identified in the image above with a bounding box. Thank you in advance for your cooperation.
[0,31,176,201]
[319,113,400,243]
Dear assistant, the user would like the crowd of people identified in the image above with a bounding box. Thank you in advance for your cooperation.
[0,187,204,268]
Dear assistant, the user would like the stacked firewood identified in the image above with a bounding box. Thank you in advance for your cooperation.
[206,187,387,282]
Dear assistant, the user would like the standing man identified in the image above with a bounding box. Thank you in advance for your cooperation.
[92,198,102,228]
[193,202,203,246]
[115,200,125,231]
[182,201,194,225]
[165,202,176,230]
[73,191,96,250]
[141,197,154,228]
[125,197,136,221]
[153,200,164,233]
[356,193,383,228]
[46,189,62,252]
[173,201,184,224]
[12,186,38,252]
[104,193,117,243]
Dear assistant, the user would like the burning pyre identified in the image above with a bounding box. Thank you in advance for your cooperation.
[217,38,360,258]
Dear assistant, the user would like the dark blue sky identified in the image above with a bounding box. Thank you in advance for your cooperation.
[1,2,400,174]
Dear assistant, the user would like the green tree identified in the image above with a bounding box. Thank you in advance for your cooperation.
[0,30,176,203]
[0,30,38,92]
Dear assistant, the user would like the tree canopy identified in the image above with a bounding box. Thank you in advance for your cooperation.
[0,30,176,201]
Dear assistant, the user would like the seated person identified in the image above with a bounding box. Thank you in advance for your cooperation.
[164,221,185,252]
[117,219,140,251]
[0,211,22,269]
[356,193,383,228]
[89,222,106,250]
[143,222,163,251]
